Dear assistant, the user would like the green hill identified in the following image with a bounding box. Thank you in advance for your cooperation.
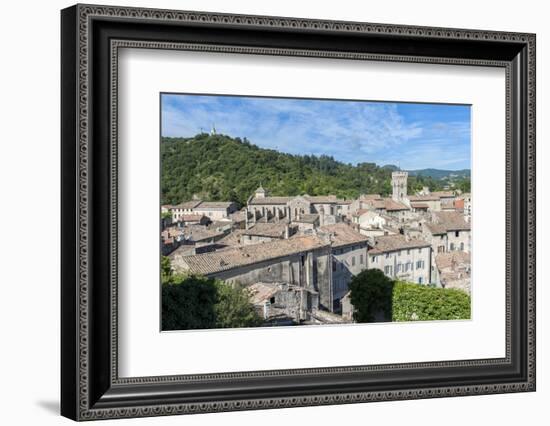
[408,168,470,180]
[160,134,453,206]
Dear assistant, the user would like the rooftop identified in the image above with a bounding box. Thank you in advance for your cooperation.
[431,191,456,198]
[410,202,429,209]
[172,200,202,209]
[195,201,236,209]
[248,196,293,205]
[318,223,369,248]
[183,225,225,242]
[173,235,328,275]
[432,211,471,232]
[242,222,291,238]
[369,235,431,254]
[435,251,471,270]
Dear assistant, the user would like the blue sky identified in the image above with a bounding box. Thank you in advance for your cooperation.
[161,93,471,170]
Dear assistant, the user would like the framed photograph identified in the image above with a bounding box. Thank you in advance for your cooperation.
[61,4,536,421]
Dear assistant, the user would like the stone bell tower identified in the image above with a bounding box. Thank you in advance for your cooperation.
[391,171,408,202]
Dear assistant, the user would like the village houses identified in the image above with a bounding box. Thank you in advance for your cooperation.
[163,171,471,324]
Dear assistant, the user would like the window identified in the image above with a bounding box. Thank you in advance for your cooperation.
[396,263,402,273]
[418,248,422,253]
[398,251,401,256]
[372,256,377,263]
[360,254,364,264]
[332,260,336,272]
[384,265,393,276]
[301,255,305,266]
[450,243,455,251]
[455,231,460,237]
[460,242,464,251]
[351,257,356,266]
[385,253,390,259]
[416,260,424,269]
[407,249,411,255]
[418,277,423,284]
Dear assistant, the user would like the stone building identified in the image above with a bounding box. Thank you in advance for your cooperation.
[193,201,238,220]
[170,200,202,222]
[171,235,334,312]
[434,251,471,294]
[241,222,296,245]
[248,282,315,325]
[423,211,471,255]
[318,223,370,310]
[368,235,432,285]
[392,171,408,202]
[245,186,348,227]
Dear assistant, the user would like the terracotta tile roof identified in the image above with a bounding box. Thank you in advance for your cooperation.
[359,194,382,201]
[183,226,225,242]
[352,208,370,217]
[363,198,409,211]
[408,195,440,202]
[319,223,369,248]
[243,222,291,238]
[435,251,470,270]
[195,201,236,209]
[174,235,328,275]
[368,235,431,254]
[410,202,429,209]
[336,199,353,205]
[247,282,280,305]
[454,199,465,209]
[424,223,448,235]
[217,230,246,247]
[248,196,293,205]
[172,200,202,209]
[432,212,470,231]
[431,191,455,198]
[383,199,410,211]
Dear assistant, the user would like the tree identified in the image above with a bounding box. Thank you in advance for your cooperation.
[161,259,262,330]
[348,269,471,322]
[162,274,218,330]
[348,269,395,322]
[213,281,263,328]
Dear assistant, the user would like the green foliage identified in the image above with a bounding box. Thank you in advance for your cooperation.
[213,282,263,328]
[348,269,470,322]
[348,269,394,322]
[161,259,262,330]
[391,281,470,321]
[160,134,469,205]
[161,256,173,284]
[161,210,172,220]
[162,274,218,330]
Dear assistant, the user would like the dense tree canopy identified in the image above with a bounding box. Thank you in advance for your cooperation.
[348,269,471,322]
[161,257,262,330]
[161,134,466,206]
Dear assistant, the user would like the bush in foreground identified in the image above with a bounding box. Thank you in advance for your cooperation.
[348,269,470,322]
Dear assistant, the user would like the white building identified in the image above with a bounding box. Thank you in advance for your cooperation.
[368,235,432,285]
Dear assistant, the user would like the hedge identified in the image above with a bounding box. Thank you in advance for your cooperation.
[348,269,470,322]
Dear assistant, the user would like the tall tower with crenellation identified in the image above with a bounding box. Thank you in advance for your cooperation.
[391,171,408,202]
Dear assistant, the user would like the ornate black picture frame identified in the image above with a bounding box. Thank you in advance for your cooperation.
[61,4,536,421]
